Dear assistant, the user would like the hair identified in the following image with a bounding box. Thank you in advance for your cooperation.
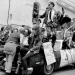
[41,28,45,32]
[13,28,18,32]
[22,25,25,27]
[38,19,41,23]
[1,27,4,31]
[49,2,55,7]
[19,27,25,34]
[25,29,31,36]
[32,25,41,35]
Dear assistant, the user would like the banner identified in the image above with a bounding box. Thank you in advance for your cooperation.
[43,42,56,65]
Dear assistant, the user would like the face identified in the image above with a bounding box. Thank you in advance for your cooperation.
[36,21,40,26]
[13,29,18,32]
[24,29,28,36]
[57,11,61,17]
[48,3,54,10]
[32,28,37,35]
[46,8,49,12]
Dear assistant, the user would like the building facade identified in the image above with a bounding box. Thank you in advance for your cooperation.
[0,0,75,27]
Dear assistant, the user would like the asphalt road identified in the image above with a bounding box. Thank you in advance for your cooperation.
[0,72,5,75]
[0,66,75,75]
[53,66,75,75]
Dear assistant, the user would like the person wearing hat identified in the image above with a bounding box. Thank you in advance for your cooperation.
[39,2,56,27]
[22,25,43,75]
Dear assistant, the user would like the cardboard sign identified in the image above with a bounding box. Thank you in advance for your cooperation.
[43,42,56,65]
[54,40,63,51]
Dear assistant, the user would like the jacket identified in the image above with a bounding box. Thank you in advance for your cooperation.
[40,9,56,24]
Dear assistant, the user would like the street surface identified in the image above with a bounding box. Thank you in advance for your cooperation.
[0,66,75,75]
[53,66,75,75]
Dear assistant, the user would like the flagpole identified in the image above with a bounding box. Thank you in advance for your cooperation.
[7,0,11,25]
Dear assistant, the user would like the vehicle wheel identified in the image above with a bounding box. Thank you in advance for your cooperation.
[73,63,75,68]
[42,64,54,75]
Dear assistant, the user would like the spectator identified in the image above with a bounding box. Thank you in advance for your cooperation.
[13,28,18,33]
[0,27,4,40]
[1,27,4,31]
[62,37,70,49]
[20,28,31,57]
[22,25,42,75]
[4,31,20,75]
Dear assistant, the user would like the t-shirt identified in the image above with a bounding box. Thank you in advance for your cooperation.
[20,34,29,46]
[22,37,29,46]
[7,32,20,44]
[20,34,24,44]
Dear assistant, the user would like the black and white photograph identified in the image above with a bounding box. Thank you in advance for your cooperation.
[0,0,75,75]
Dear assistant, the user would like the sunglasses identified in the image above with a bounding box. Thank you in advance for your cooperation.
[48,4,51,6]
[32,28,37,30]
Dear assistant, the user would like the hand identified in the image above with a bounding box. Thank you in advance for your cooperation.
[30,33,34,37]
[38,15,40,18]
[30,49,34,52]
[62,7,65,14]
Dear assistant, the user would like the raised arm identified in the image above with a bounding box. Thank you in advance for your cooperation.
[39,12,46,18]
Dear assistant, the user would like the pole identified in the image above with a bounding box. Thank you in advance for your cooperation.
[7,0,11,25]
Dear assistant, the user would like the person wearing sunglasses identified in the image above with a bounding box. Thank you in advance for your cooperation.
[22,25,43,75]
[39,2,56,28]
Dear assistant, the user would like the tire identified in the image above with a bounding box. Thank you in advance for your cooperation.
[42,64,54,75]
[73,63,75,68]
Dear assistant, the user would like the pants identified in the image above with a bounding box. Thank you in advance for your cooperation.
[4,42,18,73]
[22,51,38,70]
[20,46,29,57]
[5,52,16,73]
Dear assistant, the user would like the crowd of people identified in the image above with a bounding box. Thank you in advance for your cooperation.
[0,1,75,75]
[0,24,49,75]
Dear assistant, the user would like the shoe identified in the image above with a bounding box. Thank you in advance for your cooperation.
[5,73,11,75]
[22,70,28,75]
[0,65,5,72]
[0,59,5,66]
[22,67,33,75]
[27,67,33,75]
